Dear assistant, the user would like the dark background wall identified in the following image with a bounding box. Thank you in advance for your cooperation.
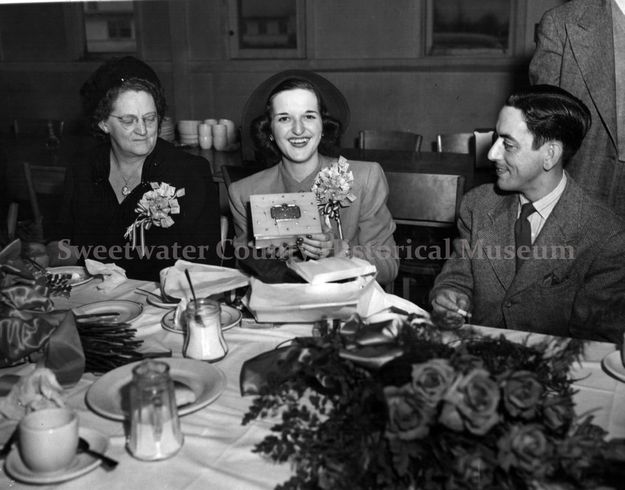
[0,0,564,154]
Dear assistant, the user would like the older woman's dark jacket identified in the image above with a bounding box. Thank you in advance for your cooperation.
[56,138,218,280]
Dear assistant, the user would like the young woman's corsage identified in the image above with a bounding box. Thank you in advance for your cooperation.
[123,182,185,256]
[311,156,356,239]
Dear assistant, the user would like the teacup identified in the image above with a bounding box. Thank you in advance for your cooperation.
[19,407,78,473]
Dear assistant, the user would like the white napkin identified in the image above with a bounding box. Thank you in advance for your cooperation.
[160,260,249,300]
[356,281,429,320]
[84,259,127,293]
[0,368,65,421]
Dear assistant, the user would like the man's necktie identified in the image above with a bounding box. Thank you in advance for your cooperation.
[514,202,536,271]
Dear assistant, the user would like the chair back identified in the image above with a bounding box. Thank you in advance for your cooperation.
[358,130,422,152]
[436,133,473,154]
[385,172,465,227]
[6,163,66,241]
[23,163,66,222]
[473,129,495,168]
[12,119,64,139]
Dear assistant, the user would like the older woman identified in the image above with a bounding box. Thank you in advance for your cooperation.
[48,56,217,280]
[229,72,398,285]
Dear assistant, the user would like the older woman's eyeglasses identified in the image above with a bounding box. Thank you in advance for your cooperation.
[111,113,159,129]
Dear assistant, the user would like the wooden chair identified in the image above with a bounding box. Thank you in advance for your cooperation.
[473,129,495,168]
[385,172,465,303]
[436,133,474,154]
[7,162,66,242]
[12,118,64,144]
[358,130,423,152]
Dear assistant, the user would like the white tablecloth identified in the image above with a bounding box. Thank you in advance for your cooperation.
[0,278,624,489]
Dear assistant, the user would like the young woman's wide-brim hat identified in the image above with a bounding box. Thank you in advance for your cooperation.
[240,69,351,161]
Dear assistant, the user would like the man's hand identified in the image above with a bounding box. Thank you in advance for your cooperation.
[431,288,472,329]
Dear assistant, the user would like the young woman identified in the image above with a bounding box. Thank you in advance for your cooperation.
[228,73,398,285]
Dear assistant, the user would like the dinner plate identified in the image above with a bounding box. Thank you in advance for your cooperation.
[4,427,108,484]
[46,266,94,287]
[86,357,226,420]
[161,305,242,334]
[601,351,625,382]
[73,300,143,324]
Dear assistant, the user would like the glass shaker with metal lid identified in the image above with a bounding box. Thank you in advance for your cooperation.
[183,298,228,361]
[127,360,183,460]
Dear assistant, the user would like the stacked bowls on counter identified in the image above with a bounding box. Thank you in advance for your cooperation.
[162,117,239,150]
[176,120,201,147]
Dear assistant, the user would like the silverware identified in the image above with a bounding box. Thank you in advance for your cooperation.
[0,425,18,459]
[75,311,120,320]
[25,256,47,274]
[135,288,180,304]
[78,437,118,470]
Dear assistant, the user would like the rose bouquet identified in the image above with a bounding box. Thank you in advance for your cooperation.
[124,182,185,255]
[311,156,356,239]
[243,315,625,489]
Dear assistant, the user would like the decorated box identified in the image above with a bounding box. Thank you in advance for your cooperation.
[250,192,322,249]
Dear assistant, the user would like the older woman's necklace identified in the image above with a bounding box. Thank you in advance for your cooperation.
[121,174,135,196]
[111,153,142,197]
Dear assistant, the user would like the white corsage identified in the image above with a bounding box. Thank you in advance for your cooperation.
[311,156,356,239]
[123,182,185,256]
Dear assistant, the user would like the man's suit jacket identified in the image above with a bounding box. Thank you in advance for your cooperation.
[530,0,625,216]
[227,159,398,285]
[431,176,625,342]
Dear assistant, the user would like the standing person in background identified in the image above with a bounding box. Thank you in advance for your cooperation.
[530,0,625,217]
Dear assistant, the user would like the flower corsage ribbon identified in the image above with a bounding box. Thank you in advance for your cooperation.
[123,182,185,256]
[311,156,356,240]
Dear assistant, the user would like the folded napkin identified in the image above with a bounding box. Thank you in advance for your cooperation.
[0,368,65,420]
[160,259,249,300]
[356,282,428,320]
[85,259,127,293]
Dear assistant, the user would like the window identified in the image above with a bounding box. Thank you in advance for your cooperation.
[426,0,512,56]
[83,1,136,54]
[228,0,305,59]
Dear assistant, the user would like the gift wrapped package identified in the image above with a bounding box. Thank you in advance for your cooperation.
[246,275,376,323]
[0,246,85,387]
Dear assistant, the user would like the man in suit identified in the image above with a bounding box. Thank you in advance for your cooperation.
[530,0,625,217]
[430,85,625,342]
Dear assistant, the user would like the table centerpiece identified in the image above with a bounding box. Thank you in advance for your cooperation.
[243,314,625,489]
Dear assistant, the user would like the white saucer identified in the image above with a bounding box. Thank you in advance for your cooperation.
[602,351,625,382]
[161,305,242,334]
[4,427,108,484]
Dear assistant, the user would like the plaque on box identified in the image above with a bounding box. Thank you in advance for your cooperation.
[250,192,322,249]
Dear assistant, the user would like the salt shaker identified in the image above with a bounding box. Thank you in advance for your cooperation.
[127,360,183,460]
[183,299,228,361]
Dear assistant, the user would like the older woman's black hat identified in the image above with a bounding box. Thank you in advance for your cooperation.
[80,56,162,117]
